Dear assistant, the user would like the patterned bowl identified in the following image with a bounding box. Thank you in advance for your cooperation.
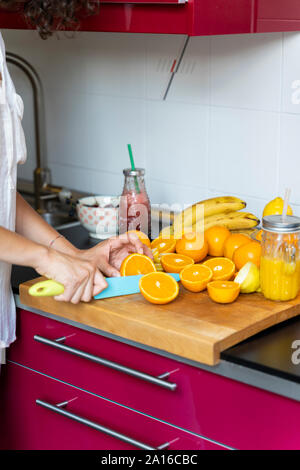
[76,196,120,239]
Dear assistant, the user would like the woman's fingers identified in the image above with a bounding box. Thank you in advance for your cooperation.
[81,272,95,303]
[93,270,108,297]
[70,280,88,304]
[54,283,80,303]
[54,274,87,303]
[111,233,144,254]
[142,245,153,259]
[55,269,108,303]
[99,260,120,278]
[48,232,154,305]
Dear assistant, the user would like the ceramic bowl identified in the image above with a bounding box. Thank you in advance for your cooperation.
[77,196,120,239]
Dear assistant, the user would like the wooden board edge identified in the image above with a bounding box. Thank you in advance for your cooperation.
[219,305,300,354]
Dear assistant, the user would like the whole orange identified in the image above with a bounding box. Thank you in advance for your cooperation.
[176,232,208,262]
[224,233,250,260]
[233,241,262,270]
[205,225,231,257]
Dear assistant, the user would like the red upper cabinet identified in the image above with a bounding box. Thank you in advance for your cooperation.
[1,0,300,36]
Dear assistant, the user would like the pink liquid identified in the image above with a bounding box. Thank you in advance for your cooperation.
[119,190,151,238]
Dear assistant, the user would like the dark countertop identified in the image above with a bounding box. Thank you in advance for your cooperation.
[11,224,300,389]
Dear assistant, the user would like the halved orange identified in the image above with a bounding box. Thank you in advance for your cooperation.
[161,253,194,273]
[139,272,179,304]
[126,230,151,248]
[203,257,235,281]
[120,253,156,276]
[180,264,213,292]
[207,281,240,304]
[151,237,176,254]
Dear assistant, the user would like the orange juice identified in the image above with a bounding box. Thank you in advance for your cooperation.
[260,256,300,301]
[261,215,300,301]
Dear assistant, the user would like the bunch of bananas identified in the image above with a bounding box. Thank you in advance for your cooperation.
[160,196,259,239]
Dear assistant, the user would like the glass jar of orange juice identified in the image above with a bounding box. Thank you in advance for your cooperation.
[260,215,300,301]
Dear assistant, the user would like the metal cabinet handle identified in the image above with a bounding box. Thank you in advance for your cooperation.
[36,399,170,450]
[34,335,177,391]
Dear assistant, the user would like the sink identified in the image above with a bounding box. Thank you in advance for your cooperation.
[41,212,80,229]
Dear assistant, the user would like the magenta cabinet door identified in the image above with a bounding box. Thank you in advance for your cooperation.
[256,0,300,32]
[0,362,225,450]
[9,308,300,450]
[1,1,300,35]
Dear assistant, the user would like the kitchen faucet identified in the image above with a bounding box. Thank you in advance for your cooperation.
[6,52,63,213]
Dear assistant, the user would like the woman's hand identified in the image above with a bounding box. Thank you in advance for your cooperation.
[78,232,153,278]
[35,248,108,304]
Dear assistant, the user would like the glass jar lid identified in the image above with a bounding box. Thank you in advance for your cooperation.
[123,168,145,177]
[262,215,300,233]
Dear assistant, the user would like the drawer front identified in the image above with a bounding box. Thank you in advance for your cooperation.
[0,362,223,450]
[10,309,300,449]
[11,309,210,432]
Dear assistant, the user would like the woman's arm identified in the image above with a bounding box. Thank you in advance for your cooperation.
[0,224,48,267]
[16,192,79,256]
[15,192,153,278]
[1,217,107,303]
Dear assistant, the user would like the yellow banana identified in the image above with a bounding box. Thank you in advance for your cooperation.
[160,225,175,238]
[193,212,260,232]
[172,196,246,229]
[160,211,259,238]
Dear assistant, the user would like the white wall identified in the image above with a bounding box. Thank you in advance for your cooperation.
[3,29,300,220]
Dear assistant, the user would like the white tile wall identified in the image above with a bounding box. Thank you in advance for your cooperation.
[211,33,283,111]
[282,32,300,114]
[167,36,210,105]
[278,113,300,205]
[145,100,208,189]
[208,107,280,199]
[3,29,300,220]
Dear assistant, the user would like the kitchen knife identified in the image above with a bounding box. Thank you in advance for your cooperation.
[28,273,181,300]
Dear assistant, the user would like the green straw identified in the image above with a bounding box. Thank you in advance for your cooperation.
[127,144,140,193]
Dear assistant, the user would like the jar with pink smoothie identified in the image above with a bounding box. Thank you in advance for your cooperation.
[119,168,151,238]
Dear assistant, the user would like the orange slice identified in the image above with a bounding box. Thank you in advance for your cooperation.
[139,272,179,304]
[207,281,240,304]
[126,230,151,248]
[120,253,156,276]
[151,237,176,254]
[203,257,235,281]
[160,253,194,273]
[180,264,213,292]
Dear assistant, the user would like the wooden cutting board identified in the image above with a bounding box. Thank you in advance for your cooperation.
[20,277,300,366]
